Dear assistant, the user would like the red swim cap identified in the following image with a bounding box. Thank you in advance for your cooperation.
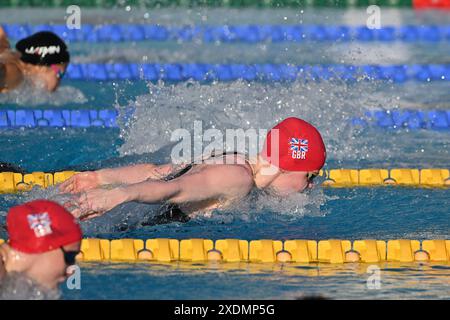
[6,200,82,254]
[261,117,326,172]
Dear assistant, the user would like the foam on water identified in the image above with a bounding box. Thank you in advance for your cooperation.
[220,186,330,220]
[0,272,60,300]
[118,80,366,157]
[0,81,87,106]
[71,41,450,65]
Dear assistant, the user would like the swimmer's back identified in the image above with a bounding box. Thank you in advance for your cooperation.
[0,27,20,92]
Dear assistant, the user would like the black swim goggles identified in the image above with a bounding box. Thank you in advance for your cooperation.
[50,64,66,79]
[306,172,319,184]
[60,247,80,266]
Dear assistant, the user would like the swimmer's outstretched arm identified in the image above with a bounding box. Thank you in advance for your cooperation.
[97,163,175,184]
[59,163,175,194]
[69,165,254,220]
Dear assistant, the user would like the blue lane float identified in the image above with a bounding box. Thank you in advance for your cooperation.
[0,109,118,128]
[351,110,450,130]
[0,109,449,130]
[3,24,450,43]
[64,63,450,82]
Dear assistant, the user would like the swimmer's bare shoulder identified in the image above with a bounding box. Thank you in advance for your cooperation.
[0,26,10,52]
[0,26,23,93]
[202,163,254,198]
[165,163,254,205]
[0,54,23,93]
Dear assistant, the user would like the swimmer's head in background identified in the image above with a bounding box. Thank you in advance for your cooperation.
[261,117,326,172]
[6,200,82,254]
[15,31,70,66]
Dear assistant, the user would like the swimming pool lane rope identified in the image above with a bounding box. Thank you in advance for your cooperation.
[1,109,449,130]
[58,63,450,82]
[3,24,450,43]
[0,238,448,264]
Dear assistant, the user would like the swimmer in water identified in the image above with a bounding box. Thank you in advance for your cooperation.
[60,117,326,223]
[0,27,69,93]
[0,200,82,291]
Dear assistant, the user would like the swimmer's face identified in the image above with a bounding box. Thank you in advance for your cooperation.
[31,63,68,92]
[32,241,81,289]
[47,63,67,91]
[268,170,318,196]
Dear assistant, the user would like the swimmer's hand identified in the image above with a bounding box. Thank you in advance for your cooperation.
[59,171,101,194]
[64,187,128,220]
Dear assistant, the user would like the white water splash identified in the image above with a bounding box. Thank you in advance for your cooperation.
[118,79,401,165]
[0,81,87,106]
[0,272,60,300]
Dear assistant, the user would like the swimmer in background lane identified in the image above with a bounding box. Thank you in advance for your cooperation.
[0,27,69,93]
[60,117,327,221]
[0,200,82,294]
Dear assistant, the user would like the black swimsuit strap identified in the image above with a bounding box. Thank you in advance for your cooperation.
[163,151,241,182]
[211,151,254,177]
[163,164,193,182]
[209,150,239,158]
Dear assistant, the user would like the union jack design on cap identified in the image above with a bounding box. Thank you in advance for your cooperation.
[27,213,53,238]
[289,138,309,153]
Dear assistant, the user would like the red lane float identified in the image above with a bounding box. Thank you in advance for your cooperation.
[413,0,450,9]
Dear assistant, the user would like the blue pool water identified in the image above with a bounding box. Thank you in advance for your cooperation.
[0,8,449,299]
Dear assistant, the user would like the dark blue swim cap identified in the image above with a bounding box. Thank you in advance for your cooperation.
[15,31,70,66]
